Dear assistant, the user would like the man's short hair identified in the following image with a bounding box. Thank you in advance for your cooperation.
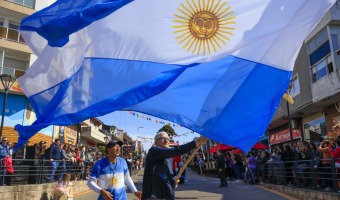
[154,131,169,141]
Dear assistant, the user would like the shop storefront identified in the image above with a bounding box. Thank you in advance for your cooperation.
[54,125,78,146]
[270,128,301,146]
[302,113,326,143]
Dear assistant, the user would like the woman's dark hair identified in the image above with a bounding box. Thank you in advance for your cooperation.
[309,142,317,149]
[284,144,291,151]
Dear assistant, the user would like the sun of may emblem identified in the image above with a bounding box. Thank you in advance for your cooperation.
[173,0,236,55]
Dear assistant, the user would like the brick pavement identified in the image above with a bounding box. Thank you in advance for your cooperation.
[75,168,296,200]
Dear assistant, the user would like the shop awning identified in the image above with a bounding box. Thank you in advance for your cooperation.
[252,142,269,150]
[209,144,235,153]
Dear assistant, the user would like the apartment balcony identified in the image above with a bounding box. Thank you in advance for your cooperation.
[312,70,340,102]
[80,119,91,126]
[0,25,25,43]
[0,26,32,53]
[81,126,106,143]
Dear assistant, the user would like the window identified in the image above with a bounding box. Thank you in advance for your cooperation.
[303,117,326,139]
[309,41,331,66]
[8,0,35,9]
[1,50,28,75]
[330,26,340,70]
[289,75,300,97]
[8,21,19,30]
[7,21,20,42]
[307,29,328,53]
[307,29,332,83]
[0,18,5,39]
[331,34,339,51]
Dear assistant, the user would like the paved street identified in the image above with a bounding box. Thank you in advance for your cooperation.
[75,169,296,200]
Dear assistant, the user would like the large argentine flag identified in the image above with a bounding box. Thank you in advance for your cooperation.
[15,0,335,151]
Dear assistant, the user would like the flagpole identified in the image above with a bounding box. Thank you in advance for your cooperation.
[287,101,293,146]
[175,143,202,188]
[286,84,294,145]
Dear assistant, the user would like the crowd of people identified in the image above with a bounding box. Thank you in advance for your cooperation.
[191,137,340,193]
[2,133,340,199]
[0,137,145,186]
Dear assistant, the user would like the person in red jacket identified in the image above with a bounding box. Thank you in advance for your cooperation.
[331,137,340,192]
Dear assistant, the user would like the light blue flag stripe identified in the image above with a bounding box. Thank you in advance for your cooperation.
[14,59,188,151]
[126,56,291,149]
[15,55,290,151]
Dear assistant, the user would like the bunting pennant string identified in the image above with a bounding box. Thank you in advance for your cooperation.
[136,131,195,142]
[127,111,184,128]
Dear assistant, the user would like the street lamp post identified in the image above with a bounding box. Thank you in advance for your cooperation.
[137,127,144,154]
[0,74,16,138]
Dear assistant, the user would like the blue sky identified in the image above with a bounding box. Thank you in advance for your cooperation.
[99,111,200,151]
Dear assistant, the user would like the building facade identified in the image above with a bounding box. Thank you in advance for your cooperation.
[268,1,340,147]
[0,0,135,153]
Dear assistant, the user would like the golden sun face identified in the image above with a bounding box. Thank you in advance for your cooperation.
[173,0,236,55]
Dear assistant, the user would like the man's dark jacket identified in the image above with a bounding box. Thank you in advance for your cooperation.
[50,143,63,160]
[142,141,196,200]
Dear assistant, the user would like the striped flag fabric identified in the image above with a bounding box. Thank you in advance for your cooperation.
[14,0,335,151]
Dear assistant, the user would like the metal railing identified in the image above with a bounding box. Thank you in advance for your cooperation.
[0,158,94,186]
[0,26,26,44]
[259,159,340,192]
[198,158,340,193]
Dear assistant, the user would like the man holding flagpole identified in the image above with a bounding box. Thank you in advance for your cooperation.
[142,131,208,200]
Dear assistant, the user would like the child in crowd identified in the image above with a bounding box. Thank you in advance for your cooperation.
[54,173,76,200]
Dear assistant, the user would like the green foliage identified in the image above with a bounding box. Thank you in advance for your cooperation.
[97,144,106,155]
[132,151,138,158]
[158,125,177,137]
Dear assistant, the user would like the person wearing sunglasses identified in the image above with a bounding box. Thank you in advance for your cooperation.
[0,137,9,159]
[142,131,208,200]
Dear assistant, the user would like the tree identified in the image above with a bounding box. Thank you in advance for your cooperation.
[158,125,177,137]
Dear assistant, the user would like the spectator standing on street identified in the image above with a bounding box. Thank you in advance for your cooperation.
[49,139,66,182]
[87,140,142,200]
[296,141,313,188]
[317,140,333,191]
[281,144,295,186]
[0,137,9,186]
[142,131,208,200]
[330,137,340,192]
[216,150,228,188]
[125,152,133,176]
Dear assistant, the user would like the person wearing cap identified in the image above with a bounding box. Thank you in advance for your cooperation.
[49,140,66,182]
[87,140,142,200]
[142,132,208,200]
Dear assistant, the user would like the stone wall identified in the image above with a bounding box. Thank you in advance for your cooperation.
[0,180,90,200]
[262,183,340,200]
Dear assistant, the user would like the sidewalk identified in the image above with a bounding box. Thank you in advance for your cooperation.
[74,169,144,200]
[75,168,296,200]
